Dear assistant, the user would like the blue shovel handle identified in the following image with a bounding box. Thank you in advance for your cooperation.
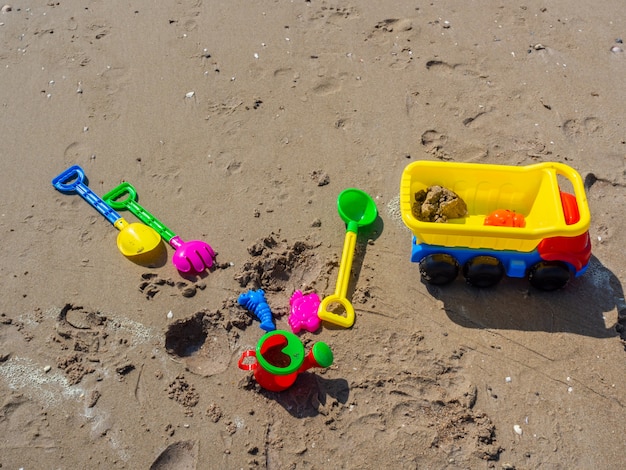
[52,165,121,226]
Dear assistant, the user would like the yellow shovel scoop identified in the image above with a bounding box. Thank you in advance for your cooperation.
[318,188,378,328]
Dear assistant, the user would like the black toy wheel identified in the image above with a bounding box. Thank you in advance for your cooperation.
[419,254,459,285]
[528,261,571,291]
[462,256,504,288]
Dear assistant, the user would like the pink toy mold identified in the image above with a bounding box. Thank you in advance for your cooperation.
[288,290,322,334]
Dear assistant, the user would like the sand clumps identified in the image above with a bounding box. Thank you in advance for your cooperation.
[413,186,468,223]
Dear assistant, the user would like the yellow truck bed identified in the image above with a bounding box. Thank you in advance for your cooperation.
[400,161,591,252]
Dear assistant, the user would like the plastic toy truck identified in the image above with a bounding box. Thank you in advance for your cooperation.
[399,161,592,291]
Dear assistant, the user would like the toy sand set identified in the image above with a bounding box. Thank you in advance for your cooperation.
[50,158,593,394]
[1,1,626,469]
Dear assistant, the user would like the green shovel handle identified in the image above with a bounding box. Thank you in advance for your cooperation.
[103,182,176,242]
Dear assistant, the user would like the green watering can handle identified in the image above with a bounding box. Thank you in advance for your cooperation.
[103,182,177,242]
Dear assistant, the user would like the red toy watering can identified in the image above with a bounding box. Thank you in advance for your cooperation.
[238,330,333,392]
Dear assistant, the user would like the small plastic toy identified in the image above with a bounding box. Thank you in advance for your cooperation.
[399,161,592,290]
[484,209,526,228]
[238,330,334,392]
[318,188,377,328]
[238,289,275,331]
[288,290,322,333]
[52,165,161,258]
[103,182,214,273]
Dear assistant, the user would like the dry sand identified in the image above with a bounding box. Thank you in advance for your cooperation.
[1,0,626,468]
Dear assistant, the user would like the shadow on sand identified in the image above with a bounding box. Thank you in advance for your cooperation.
[260,373,350,419]
[423,255,625,341]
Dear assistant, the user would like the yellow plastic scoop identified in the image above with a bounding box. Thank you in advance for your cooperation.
[318,188,377,328]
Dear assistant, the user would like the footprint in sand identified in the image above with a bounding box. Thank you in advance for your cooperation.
[164,311,233,377]
[183,17,198,32]
[0,393,57,451]
[374,18,414,33]
[63,141,91,161]
[562,117,603,139]
[421,129,448,153]
[307,4,359,28]
[366,18,419,69]
[139,273,206,299]
[168,0,202,33]
[366,18,416,43]
[311,76,343,96]
[86,21,110,42]
[389,56,414,70]
[81,65,128,121]
[100,66,128,95]
[149,440,198,470]
[209,151,243,176]
[273,67,300,88]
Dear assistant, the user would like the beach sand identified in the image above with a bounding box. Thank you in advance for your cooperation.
[1,1,625,468]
